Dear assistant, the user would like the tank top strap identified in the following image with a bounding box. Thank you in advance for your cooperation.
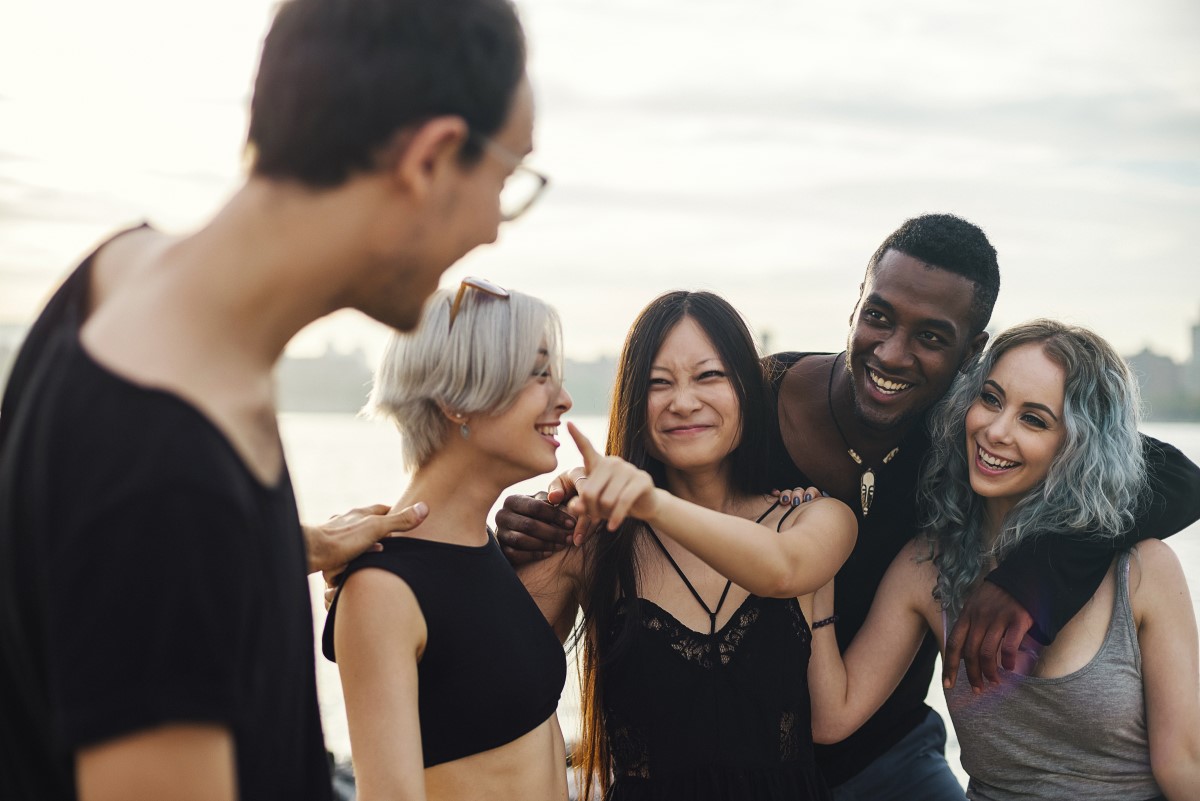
[646,527,730,636]
[1112,550,1140,668]
[642,500,783,636]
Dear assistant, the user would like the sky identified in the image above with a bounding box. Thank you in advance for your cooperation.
[2,0,1199,365]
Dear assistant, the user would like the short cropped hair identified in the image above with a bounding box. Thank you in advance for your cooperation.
[867,213,1001,336]
[248,0,526,187]
[368,286,562,470]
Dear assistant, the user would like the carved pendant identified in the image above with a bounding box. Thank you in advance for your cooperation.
[859,468,876,517]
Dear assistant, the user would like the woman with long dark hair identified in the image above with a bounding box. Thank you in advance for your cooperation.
[520,290,857,800]
[807,320,1200,800]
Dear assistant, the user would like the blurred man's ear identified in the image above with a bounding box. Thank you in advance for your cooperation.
[390,116,470,203]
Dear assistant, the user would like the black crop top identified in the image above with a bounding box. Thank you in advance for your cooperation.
[322,533,566,767]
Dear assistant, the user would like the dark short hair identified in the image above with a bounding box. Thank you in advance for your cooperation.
[867,213,1001,335]
[607,290,774,495]
[247,0,526,188]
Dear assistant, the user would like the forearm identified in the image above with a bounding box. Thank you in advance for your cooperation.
[644,492,852,597]
[987,534,1114,645]
[1154,748,1200,801]
[76,724,236,801]
[1133,435,1200,542]
[808,626,857,743]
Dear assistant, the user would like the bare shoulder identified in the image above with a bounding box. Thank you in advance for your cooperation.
[336,567,427,651]
[1129,539,1189,598]
[91,226,176,303]
[779,495,857,536]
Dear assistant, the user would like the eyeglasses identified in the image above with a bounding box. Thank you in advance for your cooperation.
[472,133,549,222]
[448,276,510,331]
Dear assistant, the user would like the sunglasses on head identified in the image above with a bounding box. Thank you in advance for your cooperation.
[448,276,510,331]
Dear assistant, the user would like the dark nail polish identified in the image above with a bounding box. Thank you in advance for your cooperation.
[792,496,802,507]
[803,493,813,503]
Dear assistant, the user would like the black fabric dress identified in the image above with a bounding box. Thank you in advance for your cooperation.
[597,510,831,801]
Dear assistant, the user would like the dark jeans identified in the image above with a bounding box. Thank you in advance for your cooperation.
[831,710,966,801]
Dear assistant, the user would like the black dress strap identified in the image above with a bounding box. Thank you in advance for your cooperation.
[645,500,785,636]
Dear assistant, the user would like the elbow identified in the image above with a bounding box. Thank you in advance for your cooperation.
[759,566,814,599]
[1151,739,1200,799]
[811,714,849,745]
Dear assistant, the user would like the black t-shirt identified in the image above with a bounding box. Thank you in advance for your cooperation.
[0,241,331,800]
[766,351,1200,787]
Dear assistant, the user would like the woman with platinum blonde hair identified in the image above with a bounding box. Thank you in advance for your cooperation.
[322,278,574,801]
[807,319,1200,801]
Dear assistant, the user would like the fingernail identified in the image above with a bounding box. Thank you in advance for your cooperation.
[803,493,813,503]
[413,502,429,517]
[821,491,829,497]
[792,496,802,507]
[780,494,790,505]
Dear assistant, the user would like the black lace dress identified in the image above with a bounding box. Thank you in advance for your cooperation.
[598,524,831,800]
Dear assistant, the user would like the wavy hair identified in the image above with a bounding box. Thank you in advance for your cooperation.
[918,319,1147,616]
[575,290,774,800]
[367,285,561,470]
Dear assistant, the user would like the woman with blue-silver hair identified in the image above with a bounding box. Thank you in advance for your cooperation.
[806,319,1200,800]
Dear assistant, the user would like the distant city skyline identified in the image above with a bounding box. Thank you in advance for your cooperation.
[2,0,1198,365]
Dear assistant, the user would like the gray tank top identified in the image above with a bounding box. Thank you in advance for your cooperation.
[946,551,1162,801]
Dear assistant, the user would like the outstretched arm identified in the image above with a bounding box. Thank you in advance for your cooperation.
[566,424,857,598]
[305,502,428,575]
[808,541,936,743]
[1134,540,1200,800]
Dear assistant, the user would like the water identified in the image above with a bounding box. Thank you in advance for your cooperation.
[282,414,1200,784]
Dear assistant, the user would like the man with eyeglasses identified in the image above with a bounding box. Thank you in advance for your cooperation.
[0,1,548,799]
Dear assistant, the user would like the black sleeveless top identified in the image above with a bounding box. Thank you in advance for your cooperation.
[322,534,566,767]
[598,509,831,801]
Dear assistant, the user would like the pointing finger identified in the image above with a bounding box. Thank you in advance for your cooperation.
[568,422,602,470]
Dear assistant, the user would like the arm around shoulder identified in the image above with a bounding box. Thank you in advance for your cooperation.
[1132,538,1200,800]
[1135,434,1200,542]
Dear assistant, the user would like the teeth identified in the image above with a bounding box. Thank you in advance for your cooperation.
[869,369,912,394]
[978,447,1017,469]
[535,424,558,436]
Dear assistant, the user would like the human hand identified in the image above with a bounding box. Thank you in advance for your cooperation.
[495,483,579,565]
[942,580,1036,692]
[306,501,428,575]
[566,422,659,533]
[772,485,827,507]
